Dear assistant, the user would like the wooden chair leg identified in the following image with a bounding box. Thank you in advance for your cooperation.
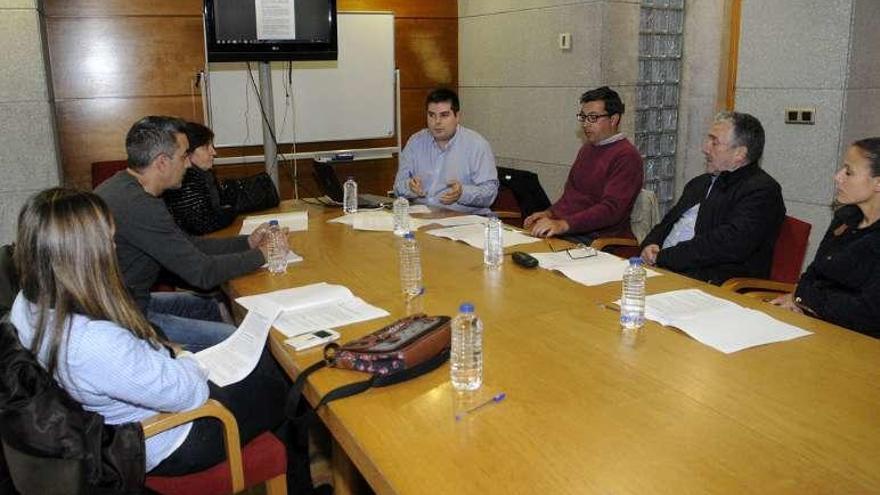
[264,473,288,495]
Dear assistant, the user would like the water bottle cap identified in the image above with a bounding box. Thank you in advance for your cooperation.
[347,176,354,180]
[269,220,279,226]
[459,302,474,313]
[487,213,498,219]
[628,257,643,266]
[403,232,415,240]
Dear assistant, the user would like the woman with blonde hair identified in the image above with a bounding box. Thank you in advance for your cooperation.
[9,188,288,476]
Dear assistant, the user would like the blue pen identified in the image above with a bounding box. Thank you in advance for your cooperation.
[455,392,506,421]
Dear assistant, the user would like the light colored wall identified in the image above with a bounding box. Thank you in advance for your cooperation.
[458,0,639,201]
[0,0,61,244]
[735,0,879,266]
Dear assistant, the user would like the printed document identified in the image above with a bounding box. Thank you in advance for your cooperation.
[255,0,296,40]
[638,288,812,353]
[328,210,428,231]
[194,310,275,386]
[235,282,389,337]
[426,223,536,249]
[533,250,661,286]
[239,211,308,235]
[421,215,488,227]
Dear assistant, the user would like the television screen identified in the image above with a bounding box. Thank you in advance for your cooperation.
[204,0,337,62]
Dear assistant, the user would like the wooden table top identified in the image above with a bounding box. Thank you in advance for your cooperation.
[225,202,880,494]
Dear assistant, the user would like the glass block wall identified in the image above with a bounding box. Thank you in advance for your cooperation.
[635,0,684,215]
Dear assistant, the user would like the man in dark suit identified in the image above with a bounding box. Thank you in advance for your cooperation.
[640,111,785,284]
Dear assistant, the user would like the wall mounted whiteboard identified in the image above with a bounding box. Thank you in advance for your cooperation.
[205,12,395,147]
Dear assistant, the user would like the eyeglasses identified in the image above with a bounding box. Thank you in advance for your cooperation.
[546,240,598,260]
[576,113,610,124]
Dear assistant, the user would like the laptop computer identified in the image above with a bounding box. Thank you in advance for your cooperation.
[312,161,394,208]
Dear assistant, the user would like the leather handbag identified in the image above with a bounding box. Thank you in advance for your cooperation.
[218,172,280,214]
[324,314,451,377]
[285,314,451,419]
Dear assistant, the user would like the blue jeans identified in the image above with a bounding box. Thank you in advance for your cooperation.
[147,292,236,352]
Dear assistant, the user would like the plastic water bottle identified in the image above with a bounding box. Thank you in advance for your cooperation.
[266,220,287,274]
[620,257,646,329]
[399,232,422,298]
[392,195,410,236]
[484,215,503,267]
[451,302,483,391]
[343,176,358,214]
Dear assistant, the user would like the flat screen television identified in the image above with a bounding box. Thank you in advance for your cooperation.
[204,0,338,62]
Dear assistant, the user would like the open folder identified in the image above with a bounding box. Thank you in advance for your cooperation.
[235,282,389,338]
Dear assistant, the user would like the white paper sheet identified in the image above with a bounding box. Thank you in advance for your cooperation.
[421,215,488,227]
[407,205,432,214]
[639,289,812,354]
[533,251,661,286]
[239,211,308,235]
[235,282,389,337]
[329,210,428,231]
[426,223,536,249]
[260,250,303,269]
[193,310,274,386]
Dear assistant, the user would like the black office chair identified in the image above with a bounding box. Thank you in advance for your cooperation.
[491,167,552,227]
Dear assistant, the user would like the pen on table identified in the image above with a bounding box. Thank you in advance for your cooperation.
[455,392,506,421]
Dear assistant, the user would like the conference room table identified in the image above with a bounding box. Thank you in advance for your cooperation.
[223,201,880,494]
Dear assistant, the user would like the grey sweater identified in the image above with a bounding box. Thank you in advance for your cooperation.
[95,171,265,311]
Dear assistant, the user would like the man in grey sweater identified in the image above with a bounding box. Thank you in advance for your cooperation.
[96,116,278,350]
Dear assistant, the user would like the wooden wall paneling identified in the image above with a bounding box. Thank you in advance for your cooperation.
[395,18,458,89]
[338,0,456,19]
[46,16,205,99]
[43,0,203,17]
[56,96,203,189]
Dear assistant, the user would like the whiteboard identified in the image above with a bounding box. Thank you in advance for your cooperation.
[206,12,396,147]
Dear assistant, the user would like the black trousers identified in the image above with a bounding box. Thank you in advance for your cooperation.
[150,346,289,476]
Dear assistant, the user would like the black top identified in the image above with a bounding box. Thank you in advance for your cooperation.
[795,205,880,338]
[163,167,235,236]
[641,162,786,285]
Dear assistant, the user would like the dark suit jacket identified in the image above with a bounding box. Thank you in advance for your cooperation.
[641,162,785,284]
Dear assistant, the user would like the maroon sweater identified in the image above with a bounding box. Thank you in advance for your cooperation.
[550,137,644,239]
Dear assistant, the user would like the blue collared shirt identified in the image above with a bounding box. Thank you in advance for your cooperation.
[9,292,209,471]
[394,125,499,214]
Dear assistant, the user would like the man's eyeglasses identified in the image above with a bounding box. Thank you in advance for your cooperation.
[576,112,610,124]
[546,239,598,259]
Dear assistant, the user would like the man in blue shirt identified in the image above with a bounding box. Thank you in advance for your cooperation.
[393,88,498,214]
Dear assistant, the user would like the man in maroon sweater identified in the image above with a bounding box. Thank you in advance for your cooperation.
[524,86,644,242]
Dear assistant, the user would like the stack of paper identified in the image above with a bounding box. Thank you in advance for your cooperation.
[533,251,661,286]
[328,210,430,232]
[420,215,488,227]
[639,288,812,353]
[239,211,308,235]
[426,223,536,249]
[235,282,389,337]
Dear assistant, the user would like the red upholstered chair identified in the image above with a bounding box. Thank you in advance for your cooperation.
[722,215,812,300]
[143,399,287,495]
[91,160,128,189]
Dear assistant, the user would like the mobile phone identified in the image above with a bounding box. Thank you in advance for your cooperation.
[285,329,340,351]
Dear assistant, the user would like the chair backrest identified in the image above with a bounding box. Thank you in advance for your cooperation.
[629,189,660,244]
[0,245,18,318]
[492,167,552,220]
[770,215,812,284]
[90,160,128,189]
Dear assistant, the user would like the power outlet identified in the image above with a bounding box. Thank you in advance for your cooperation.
[784,107,816,125]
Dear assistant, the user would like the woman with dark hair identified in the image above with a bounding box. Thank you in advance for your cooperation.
[9,188,289,476]
[772,138,880,338]
[163,122,235,235]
